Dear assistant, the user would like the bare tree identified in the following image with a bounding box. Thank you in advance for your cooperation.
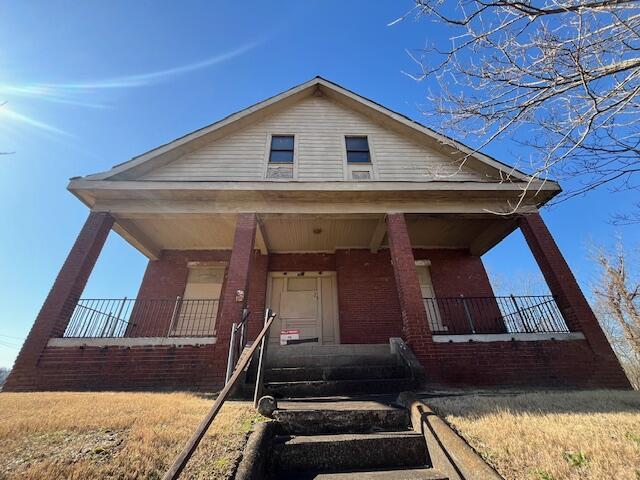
[399,0,640,216]
[592,242,640,387]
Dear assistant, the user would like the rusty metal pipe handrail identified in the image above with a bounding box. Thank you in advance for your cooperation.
[162,309,277,480]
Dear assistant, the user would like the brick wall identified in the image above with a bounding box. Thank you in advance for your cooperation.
[6,344,218,391]
[416,249,504,333]
[268,253,336,272]
[336,249,403,343]
[416,249,495,298]
[428,340,630,389]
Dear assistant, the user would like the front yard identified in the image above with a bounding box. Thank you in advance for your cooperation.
[0,392,261,480]
[427,389,640,480]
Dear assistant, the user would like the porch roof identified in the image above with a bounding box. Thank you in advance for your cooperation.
[91,209,519,260]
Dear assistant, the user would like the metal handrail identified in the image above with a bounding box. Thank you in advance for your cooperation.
[63,297,220,338]
[423,294,569,335]
[162,309,277,480]
[253,309,276,407]
[224,308,250,383]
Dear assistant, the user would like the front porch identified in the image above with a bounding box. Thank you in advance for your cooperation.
[4,209,631,391]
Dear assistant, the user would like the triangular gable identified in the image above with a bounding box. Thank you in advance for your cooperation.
[83,77,551,185]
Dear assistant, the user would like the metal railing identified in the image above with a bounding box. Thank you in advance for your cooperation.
[224,308,250,383]
[424,295,569,335]
[63,297,220,338]
[163,309,277,480]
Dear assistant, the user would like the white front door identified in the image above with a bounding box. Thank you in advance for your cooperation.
[267,272,339,347]
[415,261,445,332]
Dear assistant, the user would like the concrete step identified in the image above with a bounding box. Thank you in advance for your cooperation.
[266,353,399,368]
[269,344,391,357]
[265,364,410,382]
[271,431,429,474]
[275,467,449,479]
[274,407,411,435]
[265,378,417,398]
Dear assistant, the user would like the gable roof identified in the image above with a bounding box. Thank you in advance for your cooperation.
[80,76,558,189]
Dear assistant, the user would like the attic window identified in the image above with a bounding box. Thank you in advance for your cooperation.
[345,136,370,163]
[269,135,294,163]
[267,135,294,179]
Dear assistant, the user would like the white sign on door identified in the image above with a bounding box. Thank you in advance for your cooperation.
[280,329,300,346]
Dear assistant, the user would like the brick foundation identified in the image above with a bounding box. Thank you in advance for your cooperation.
[8,344,218,391]
[429,340,629,389]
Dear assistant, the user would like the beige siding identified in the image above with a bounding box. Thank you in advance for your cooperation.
[141,96,486,182]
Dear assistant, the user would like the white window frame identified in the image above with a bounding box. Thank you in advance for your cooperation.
[341,134,377,181]
[263,133,298,180]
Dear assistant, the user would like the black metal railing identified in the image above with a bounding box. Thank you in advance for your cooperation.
[423,295,569,335]
[63,297,220,338]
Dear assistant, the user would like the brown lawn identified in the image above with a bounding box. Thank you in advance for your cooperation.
[427,389,640,480]
[0,392,261,480]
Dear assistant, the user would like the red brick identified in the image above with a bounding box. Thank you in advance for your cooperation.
[518,213,630,387]
[4,212,114,391]
[386,213,433,361]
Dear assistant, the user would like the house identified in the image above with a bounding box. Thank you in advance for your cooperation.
[4,77,630,392]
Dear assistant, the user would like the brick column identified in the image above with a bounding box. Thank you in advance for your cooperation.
[518,213,623,357]
[212,213,257,382]
[247,252,269,340]
[386,213,432,363]
[5,211,114,390]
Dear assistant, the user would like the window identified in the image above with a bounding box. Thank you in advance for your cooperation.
[267,135,294,178]
[345,136,371,163]
[345,136,373,180]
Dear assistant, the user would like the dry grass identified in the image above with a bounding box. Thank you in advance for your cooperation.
[427,390,640,480]
[0,392,262,480]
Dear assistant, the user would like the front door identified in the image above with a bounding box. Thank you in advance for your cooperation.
[267,272,339,347]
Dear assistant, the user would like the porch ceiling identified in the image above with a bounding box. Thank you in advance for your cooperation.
[112,213,518,258]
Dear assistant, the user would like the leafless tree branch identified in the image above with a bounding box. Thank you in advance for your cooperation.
[403,0,640,219]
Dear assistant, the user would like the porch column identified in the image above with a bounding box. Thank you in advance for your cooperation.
[386,213,432,361]
[213,213,257,379]
[5,212,114,388]
[518,213,620,357]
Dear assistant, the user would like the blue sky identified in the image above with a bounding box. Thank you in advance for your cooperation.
[0,1,637,368]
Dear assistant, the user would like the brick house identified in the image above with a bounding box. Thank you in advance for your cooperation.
[4,77,630,391]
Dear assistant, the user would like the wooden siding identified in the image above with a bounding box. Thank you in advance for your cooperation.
[141,96,487,182]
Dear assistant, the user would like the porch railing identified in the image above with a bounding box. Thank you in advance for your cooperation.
[63,297,220,338]
[423,295,569,335]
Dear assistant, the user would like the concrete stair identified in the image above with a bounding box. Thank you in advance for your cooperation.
[272,431,427,473]
[261,344,417,398]
[267,397,448,479]
[275,468,449,479]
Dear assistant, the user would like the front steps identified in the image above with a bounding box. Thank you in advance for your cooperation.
[267,397,448,479]
[261,344,417,398]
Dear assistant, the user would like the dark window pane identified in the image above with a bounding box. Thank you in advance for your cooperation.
[271,135,294,150]
[347,151,371,163]
[269,150,294,163]
[346,136,369,152]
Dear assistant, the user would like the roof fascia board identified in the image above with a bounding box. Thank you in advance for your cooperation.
[68,178,560,193]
